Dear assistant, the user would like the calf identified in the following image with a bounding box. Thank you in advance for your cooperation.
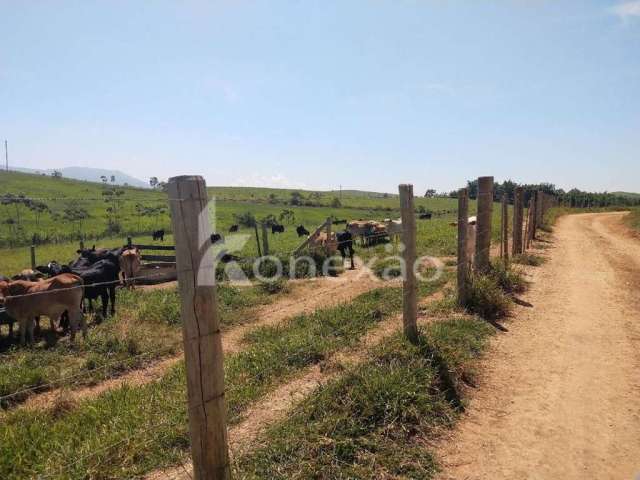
[296,225,310,237]
[0,274,86,344]
[229,224,239,233]
[119,248,141,289]
[271,224,285,234]
[152,229,165,241]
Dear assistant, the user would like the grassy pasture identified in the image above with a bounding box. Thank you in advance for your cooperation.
[0,284,281,407]
[0,276,449,479]
[1,170,513,275]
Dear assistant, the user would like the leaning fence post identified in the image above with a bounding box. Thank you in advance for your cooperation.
[399,184,418,344]
[254,223,262,257]
[457,188,469,307]
[501,194,509,262]
[512,187,524,255]
[475,176,494,273]
[167,175,231,480]
[30,245,36,269]
[261,223,270,256]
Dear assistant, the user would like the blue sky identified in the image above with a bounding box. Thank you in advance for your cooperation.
[1,1,639,193]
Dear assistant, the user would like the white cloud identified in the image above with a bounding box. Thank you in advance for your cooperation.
[609,1,640,20]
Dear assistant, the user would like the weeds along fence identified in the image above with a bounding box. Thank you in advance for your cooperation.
[0,175,559,480]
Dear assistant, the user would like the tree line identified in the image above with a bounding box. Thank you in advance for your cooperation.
[445,180,640,208]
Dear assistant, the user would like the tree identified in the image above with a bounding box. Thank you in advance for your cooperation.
[424,189,436,198]
[110,175,116,183]
[102,186,125,234]
[100,175,108,184]
[290,191,303,206]
[63,206,90,236]
[52,170,62,178]
[331,197,342,208]
[279,209,296,224]
[149,177,158,188]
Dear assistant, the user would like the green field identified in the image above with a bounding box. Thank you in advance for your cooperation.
[1,170,511,275]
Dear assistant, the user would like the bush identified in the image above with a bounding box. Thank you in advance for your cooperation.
[258,277,289,294]
[488,260,527,294]
[463,274,511,320]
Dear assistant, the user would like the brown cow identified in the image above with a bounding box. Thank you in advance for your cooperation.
[119,248,141,289]
[0,274,86,345]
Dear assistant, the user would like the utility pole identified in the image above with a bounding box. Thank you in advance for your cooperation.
[4,140,7,172]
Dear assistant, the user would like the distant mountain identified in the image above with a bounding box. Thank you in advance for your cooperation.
[12,166,148,188]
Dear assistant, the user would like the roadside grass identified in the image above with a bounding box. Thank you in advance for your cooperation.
[512,252,546,266]
[0,276,450,479]
[0,284,278,407]
[234,318,494,479]
[623,208,640,233]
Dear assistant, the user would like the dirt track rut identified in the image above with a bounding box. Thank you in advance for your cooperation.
[438,212,640,479]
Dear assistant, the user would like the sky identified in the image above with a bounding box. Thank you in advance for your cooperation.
[1,0,639,194]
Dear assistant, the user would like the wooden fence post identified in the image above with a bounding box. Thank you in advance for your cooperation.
[254,223,262,257]
[167,175,231,480]
[512,187,524,255]
[501,194,509,261]
[325,217,332,255]
[79,239,85,251]
[535,190,543,231]
[261,223,270,256]
[399,184,418,344]
[475,176,494,273]
[127,236,132,249]
[457,188,469,307]
[30,245,36,269]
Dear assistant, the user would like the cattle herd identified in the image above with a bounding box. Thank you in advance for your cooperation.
[0,245,142,345]
[0,212,439,346]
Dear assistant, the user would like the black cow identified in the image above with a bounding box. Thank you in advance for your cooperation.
[419,213,432,220]
[229,225,239,233]
[211,233,223,244]
[271,224,285,234]
[71,247,122,318]
[336,231,355,270]
[152,229,165,241]
[332,219,347,225]
[296,225,310,237]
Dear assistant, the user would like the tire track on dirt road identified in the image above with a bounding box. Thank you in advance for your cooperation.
[13,264,384,412]
[437,212,640,480]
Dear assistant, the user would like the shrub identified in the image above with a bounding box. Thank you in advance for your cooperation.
[463,273,511,320]
[512,253,545,266]
[488,260,527,294]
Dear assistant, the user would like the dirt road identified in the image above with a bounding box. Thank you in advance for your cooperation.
[438,212,640,480]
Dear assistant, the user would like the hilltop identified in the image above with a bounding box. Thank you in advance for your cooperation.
[11,166,148,188]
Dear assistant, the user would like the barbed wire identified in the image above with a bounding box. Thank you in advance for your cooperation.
[0,340,183,404]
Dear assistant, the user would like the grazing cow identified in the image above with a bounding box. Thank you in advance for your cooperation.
[71,248,121,317]
[0,274,86,344]
[229,224,239,233]
[419,213,432,220]
[271,224,285,234]
[336,231,355,269]
[152,229,165,241]
[119,248,141,289]
[211,233,223,244]
[296,225,310,237]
